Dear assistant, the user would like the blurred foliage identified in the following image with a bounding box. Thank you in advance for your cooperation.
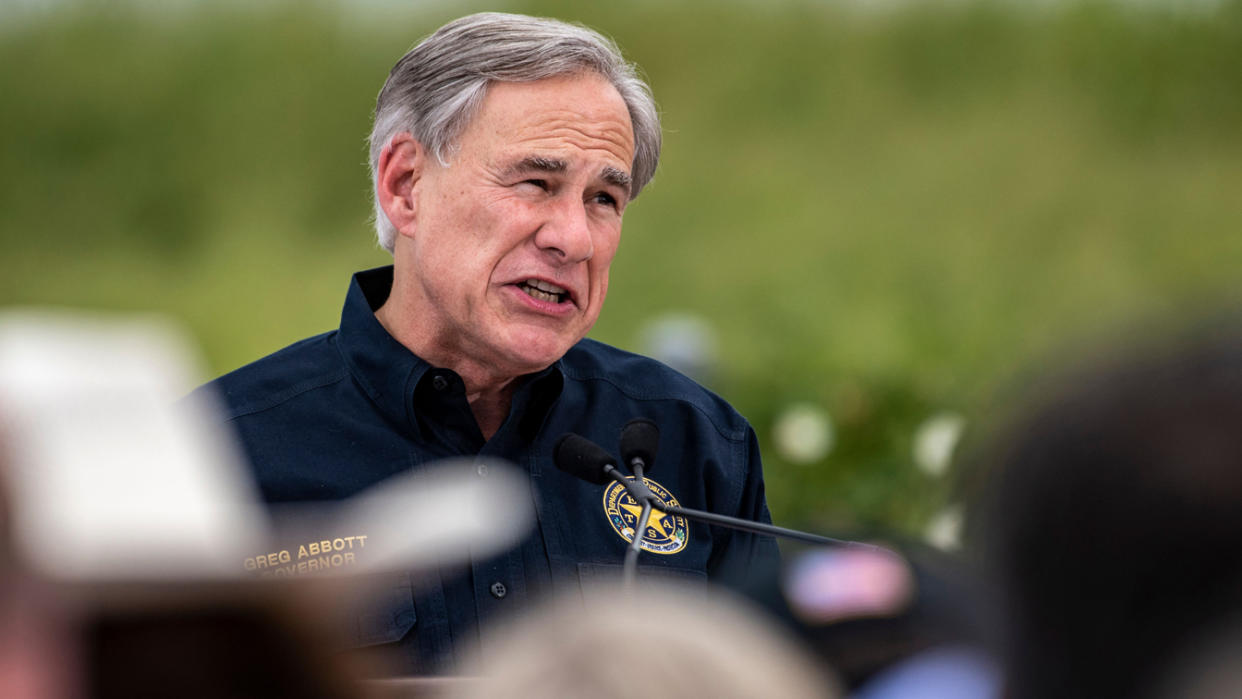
[3,0,1241,538]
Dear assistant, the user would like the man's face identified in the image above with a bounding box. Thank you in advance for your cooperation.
[398,73,636,377]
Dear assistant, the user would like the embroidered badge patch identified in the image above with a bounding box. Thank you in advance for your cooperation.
[602,477,689,555]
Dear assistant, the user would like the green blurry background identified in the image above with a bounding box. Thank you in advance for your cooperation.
[3,0,1241,541]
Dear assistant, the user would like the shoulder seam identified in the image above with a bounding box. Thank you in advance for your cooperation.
[561,370,748,443]
[224,369,352,421]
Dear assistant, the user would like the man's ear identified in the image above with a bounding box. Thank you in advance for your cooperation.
[376,132,427,239]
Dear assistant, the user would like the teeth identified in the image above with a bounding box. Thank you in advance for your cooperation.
[523,286,561,303]
[525,279,566,294]
[519,280,566,304]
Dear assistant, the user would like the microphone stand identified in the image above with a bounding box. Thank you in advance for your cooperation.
[605,463,654,589]
[557,430,880,594]
[622,475,651,588]
[651,500,875,550]
[601,464,869,549]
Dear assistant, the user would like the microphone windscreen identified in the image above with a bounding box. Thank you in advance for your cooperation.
[553,433,615,485]
[619,418,660,471]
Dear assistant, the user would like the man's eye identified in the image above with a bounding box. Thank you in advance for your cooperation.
[522,179,548,190]
[593,192,618,208]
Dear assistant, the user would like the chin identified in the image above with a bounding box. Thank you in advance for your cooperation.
[499,332,576,372]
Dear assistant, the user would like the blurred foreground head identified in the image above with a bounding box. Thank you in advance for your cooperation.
[452,583,839,699]
[974,323,1242,698]
[0,313,377,697]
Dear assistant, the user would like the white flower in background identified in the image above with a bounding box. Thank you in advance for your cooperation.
[913,411,966,477]
[636,312,718,384]
[925,505,964,552]
[772,402,835,465]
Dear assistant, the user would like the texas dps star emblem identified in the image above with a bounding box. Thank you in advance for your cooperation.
[602,477,689,554]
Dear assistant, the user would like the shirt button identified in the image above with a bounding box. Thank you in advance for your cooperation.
[431,374,448,391]
[489,581,507,599]
[476,463,489,478]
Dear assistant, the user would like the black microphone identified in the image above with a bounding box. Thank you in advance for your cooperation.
[553,433,650,504]
[619,418,659,476]
[618,419,660,583]
[552,433,613,485]
[618,418,659,510]
[555,431,656,587]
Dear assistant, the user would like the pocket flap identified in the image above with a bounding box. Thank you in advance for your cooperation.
[576,562,707,601]
[344,573,417,648]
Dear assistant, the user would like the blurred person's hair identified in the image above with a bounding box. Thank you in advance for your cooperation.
[1150,619,1242,699]
[970,322,1242,699]
[451,583,839,699]
[85,582,370,699]
[368,12,662,253]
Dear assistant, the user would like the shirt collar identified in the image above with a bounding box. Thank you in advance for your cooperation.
[336,266,429,430]
[514,362,564,442]
[336,265,565,442]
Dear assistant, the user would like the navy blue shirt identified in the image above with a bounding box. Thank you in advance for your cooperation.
[200,266,779,672]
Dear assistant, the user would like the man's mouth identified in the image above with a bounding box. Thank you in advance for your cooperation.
[517,279,570,304]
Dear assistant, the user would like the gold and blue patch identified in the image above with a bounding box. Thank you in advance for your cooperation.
[602,477,688,555]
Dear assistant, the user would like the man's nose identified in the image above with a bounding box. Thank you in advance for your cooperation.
[534,197,594,264]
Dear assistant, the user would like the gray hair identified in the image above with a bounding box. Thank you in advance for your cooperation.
[451,584,841,699]
[368,12,662,253]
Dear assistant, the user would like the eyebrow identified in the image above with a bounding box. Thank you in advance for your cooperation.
[601,166,633,194]
[503,156,633,194]
[503,156,567,178]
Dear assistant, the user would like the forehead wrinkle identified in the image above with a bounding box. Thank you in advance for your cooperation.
[511,110,634,161]
[541,121,634,156]
[475,97,636,184]
[464,76,637,172]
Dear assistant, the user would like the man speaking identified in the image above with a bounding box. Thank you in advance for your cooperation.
[201,12,779,671]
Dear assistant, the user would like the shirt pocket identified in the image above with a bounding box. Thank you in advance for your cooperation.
[340,572,417,648]
[576,561,707,602]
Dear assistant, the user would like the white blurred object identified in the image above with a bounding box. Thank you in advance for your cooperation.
[772,402,835,464]
[0,309,537,584]
[924,505,964,552]
[0,309,266,581]
[913,412,966,477]
[324,458,534,576]
[636,312,718,383]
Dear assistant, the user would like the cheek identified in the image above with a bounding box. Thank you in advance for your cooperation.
[432,208,506,271]
[589,264,611,313]
[593,226,622,268]
[596,272,610,306]
[588,229,619,288]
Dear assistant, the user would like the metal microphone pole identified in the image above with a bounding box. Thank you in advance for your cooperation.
[622,469,651,589]
[619,419,660,588]
[648,500,875,549]
[554,430,881,589]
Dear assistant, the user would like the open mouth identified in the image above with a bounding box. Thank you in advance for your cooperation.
[518,279,569,304]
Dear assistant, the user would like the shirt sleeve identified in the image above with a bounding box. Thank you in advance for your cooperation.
[706,425,783,587]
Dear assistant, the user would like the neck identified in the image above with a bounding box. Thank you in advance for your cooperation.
[464,381,519,440]
[374,290,521,442]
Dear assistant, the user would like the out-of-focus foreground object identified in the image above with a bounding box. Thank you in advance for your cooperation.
[750,540,999,697]
[450,582,841,699]
[0,309,537,697]
[0,309,266,581]
[0,308,535,584]
[971,319,1242,699]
